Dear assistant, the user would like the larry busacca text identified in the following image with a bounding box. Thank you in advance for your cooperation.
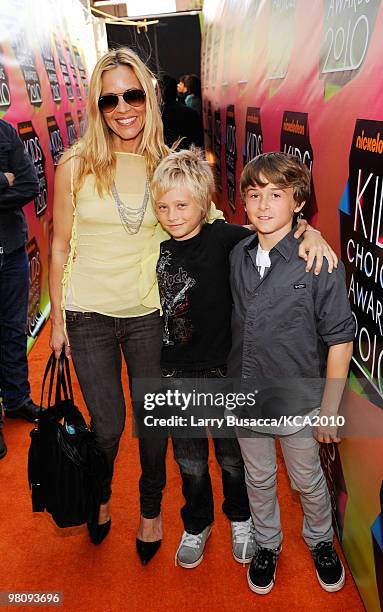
[142,413,345,429]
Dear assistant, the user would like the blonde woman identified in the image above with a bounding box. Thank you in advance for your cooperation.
[49,47,336,563]
[49,48,170,561]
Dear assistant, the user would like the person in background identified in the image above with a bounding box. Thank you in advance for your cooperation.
[176,75,188,104]
[184,75,202,116]
[0,118,40,460]
[160,75,203,149]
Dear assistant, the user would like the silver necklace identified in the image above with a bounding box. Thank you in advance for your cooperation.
[111,179,150,234]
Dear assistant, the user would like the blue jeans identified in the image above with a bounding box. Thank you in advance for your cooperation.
[0,246,30,424]
[65,310,168,513]
[163,367,250,534]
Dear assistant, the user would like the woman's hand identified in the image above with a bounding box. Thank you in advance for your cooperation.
[49,320,71,360]
[294,219,338,274]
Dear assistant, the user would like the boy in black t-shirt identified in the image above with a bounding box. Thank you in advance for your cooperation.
[152,148,255,568]
[151,148,337,569]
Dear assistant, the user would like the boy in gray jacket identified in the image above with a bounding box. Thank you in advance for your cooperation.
[228,152,355,595]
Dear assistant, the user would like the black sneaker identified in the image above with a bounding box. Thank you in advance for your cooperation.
[247,545,280,594]
[0,428,7,459]
[311,541,345,592]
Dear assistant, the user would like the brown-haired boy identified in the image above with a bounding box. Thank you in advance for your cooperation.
[228,152,355,594]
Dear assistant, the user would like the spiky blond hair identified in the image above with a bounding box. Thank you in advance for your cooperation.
[151,147,214,220]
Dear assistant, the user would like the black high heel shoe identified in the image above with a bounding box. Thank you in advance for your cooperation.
[87,519,111,545]
[136,538,161,565]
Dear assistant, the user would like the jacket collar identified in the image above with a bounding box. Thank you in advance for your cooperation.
[245,226,301,262]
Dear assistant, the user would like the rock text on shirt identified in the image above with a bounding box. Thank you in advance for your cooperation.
[157,248,196,346]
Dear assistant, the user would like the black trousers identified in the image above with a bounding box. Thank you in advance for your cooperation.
[0,246,30,423]
[66,310,168,514]
[163,367,250,534]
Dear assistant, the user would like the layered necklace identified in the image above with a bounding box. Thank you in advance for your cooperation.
[111,178,150,235]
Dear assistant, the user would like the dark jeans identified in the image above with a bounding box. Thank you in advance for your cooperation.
[0,246,30,424]
[163,367,250,534]
[66,310,168,514]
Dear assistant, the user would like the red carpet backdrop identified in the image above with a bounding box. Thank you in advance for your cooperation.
[0,0,95,351]
[201,1,383,610]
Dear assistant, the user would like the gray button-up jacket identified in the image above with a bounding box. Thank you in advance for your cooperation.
[227,229,355,416]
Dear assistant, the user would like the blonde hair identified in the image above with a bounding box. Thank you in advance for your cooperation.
[151,147,215,220]
[71,47,169,197]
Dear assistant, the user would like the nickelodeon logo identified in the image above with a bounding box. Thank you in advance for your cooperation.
[355,130,383,154]
[283,120,305,135]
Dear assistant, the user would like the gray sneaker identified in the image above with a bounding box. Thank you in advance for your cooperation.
[231,518,257,564]
[175,525,212,568]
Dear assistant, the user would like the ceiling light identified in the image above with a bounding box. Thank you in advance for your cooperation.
[127,0,176,17]
[94,1,126,6]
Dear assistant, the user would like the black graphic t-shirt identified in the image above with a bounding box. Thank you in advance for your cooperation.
[157,220,252,370]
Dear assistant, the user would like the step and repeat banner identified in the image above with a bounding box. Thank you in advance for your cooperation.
[0,0,95,351]
[201,1,383,609]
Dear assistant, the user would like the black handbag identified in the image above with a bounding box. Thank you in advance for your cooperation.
[28,350,106,528]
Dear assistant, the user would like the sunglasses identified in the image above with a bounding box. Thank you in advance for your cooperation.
[98,88,146,113]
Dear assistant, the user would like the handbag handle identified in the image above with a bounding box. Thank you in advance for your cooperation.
[40,352,56,412]
[55,351,74,405]
[40,350,74,411]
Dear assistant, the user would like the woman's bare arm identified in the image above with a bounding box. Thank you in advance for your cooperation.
[49,150,76,359]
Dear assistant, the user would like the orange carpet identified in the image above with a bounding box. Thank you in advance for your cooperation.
[1,324,364,612]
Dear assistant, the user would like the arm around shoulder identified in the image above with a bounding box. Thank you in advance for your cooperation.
[296,220,338,274]
[214,220,254,251]
[207,201,225,223]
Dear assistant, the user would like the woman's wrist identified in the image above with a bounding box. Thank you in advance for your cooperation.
[50,314,64,327]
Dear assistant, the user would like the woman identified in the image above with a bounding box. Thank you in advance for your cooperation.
[49,48,170,562]
[49,47,336,562]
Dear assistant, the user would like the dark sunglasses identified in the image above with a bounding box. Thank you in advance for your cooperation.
[98,88,146,113]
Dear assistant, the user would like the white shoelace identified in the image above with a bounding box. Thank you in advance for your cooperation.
[175,531,203,566]
[231,518,256,563]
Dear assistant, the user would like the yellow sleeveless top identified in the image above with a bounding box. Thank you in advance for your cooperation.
[62,152,168,317]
